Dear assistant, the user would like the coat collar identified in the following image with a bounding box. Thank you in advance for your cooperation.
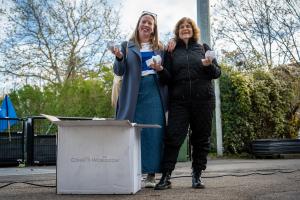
[128,40,140,59]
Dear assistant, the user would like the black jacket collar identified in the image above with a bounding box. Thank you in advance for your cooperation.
[176,39,198,48]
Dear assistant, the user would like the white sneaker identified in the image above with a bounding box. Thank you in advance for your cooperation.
[144,174,156,188]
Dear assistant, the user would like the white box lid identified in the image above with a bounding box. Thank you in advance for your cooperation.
[41,114,161,128]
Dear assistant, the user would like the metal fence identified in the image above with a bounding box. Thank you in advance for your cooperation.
[0,116,92,166]
[25,116,57,165]
[0,118,24,166]
[26,116,92,166]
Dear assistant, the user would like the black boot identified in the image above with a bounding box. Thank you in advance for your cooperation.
[154,171,172,190]
[192,170,205,188]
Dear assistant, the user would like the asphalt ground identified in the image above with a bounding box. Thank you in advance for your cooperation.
[1,158,300,200]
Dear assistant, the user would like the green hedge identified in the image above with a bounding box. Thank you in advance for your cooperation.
[219,66,300,154]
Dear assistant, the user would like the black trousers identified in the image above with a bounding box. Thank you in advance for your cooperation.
[161,98,214,172]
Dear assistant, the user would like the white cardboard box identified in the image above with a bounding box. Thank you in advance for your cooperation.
[42,114,160,194]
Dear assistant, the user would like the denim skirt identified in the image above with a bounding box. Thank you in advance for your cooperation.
[134,74,165,173]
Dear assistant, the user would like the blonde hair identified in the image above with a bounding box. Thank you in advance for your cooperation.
[129,13,163,50]
[174,17,201,43]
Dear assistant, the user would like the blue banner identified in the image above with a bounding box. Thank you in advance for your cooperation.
[0,95,18,132]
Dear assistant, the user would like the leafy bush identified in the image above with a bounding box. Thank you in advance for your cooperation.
[219,66,255,153]
[219,66,299,154]
[9,66,114,118]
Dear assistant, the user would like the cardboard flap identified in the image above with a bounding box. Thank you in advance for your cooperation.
[41,114,160,128]
[41,114,61,122]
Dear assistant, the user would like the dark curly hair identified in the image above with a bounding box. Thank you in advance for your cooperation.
[174,17,201,43]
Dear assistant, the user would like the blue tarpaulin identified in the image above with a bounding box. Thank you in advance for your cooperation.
[0,95,18,132]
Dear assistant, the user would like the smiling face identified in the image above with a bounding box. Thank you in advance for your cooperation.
[174,17,200,44]
[178,20,193,42]
[138,15,155,42]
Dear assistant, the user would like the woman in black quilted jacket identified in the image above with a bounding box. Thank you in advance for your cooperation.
[152,17,221,190]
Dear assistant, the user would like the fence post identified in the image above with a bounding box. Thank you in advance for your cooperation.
[21,119,25,164]
[25,117,34,166]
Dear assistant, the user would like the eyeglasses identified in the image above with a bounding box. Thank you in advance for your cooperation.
[141,11,157,20]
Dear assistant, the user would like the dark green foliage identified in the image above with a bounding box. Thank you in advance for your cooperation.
[219,67,255,153]
[9,85,45,117]
[8,67,114,118]
[219,66,299,154]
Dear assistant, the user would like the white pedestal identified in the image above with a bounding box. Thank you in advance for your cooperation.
[47,117,159,194]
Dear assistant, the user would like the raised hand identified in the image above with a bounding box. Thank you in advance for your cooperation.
[166,38,176,52]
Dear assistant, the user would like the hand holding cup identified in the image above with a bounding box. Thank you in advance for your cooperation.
[107,41,123,59]
[205,50,216,62]
[148,55,163,71]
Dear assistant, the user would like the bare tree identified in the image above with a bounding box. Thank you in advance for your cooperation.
[213,0,300,70]
[0,0,122,84]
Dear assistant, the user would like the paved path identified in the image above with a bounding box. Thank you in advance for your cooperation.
[1,159,300,200]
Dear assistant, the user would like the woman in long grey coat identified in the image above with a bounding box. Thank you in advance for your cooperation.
[110,11,168,188]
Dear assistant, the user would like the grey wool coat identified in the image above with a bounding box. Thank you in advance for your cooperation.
[113,40,168,122]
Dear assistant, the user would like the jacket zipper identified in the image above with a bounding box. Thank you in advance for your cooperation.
[186,45,192,98]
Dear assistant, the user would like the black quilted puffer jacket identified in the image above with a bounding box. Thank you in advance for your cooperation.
[158,39,221,102]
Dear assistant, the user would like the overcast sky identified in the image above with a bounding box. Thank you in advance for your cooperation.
[117,0,198,39]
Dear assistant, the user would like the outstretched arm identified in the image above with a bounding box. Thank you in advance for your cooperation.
[112,41,127,76]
